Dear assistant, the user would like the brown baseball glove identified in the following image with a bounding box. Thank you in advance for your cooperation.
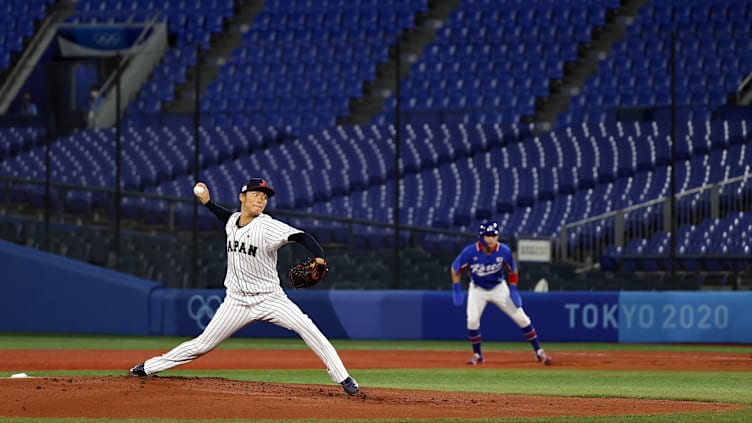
[287,258,328,289]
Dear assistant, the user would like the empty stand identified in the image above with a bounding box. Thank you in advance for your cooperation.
[374,0,619,127]
[559,0,752,127]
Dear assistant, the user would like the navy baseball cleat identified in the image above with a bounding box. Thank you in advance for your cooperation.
[466,353,484,365]
[536,349,553,366]
[128,362,147,377]
[340,376,359,395]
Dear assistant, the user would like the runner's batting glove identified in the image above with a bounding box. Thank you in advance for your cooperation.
[452,283,465,306]
[509,284,522,308]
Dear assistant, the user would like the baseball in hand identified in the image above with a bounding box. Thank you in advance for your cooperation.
[193,185,206,196]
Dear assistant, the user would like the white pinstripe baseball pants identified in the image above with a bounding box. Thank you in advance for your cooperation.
[143,290,351,384]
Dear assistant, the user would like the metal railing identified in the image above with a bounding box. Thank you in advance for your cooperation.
[560,172,752,267]
[0,174,476,289]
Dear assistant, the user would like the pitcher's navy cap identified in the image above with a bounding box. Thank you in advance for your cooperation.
[241,178,275,197]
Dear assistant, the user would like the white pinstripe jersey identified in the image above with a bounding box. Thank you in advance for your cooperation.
[223,212,299,294]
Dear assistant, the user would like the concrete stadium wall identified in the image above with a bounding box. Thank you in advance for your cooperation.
[0,240,159,334]
[2,240,751,343]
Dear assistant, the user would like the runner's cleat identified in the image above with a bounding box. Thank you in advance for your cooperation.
[466,353,484,365]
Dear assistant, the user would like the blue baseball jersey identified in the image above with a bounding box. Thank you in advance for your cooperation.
[451,241,517,290]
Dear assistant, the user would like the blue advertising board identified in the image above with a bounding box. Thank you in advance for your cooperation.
[618,292,752,343]
[3,240,752,343]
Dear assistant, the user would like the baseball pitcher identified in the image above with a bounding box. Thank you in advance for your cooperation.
[128,178,360,395]
[451,221,553,366]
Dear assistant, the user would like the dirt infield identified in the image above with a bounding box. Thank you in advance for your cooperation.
[0,349,749,420]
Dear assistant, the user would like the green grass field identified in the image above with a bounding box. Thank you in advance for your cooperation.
[1,334,751,423]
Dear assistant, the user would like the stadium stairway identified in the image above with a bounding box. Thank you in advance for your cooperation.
[341,0,459,126]
[166,0,265,113]
[531,0,651,132]
[0,0,75,113]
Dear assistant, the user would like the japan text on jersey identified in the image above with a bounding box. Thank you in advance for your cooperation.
[227,240,258,256]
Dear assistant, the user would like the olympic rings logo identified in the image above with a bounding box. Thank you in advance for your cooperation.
[92,32,122,47]
[187,294,222,330]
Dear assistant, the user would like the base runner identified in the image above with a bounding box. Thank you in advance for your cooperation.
[450,221,553,366]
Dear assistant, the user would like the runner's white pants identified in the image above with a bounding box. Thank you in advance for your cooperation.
[466,281,532,330]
